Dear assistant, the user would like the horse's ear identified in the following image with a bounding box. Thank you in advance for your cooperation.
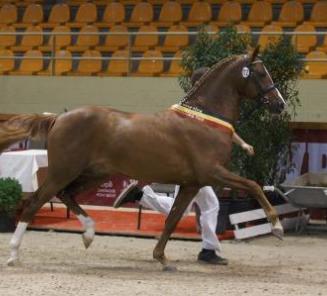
[250,45,260,62]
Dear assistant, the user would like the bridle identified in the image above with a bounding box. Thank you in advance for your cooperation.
[245,60,278,107]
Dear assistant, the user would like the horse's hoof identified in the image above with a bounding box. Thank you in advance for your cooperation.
[162,265,177,272]
[82,233,94,249]
[272,225,284,240]
[7,257,19,267]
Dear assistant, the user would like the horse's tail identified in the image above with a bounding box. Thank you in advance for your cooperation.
[0,113,57,153]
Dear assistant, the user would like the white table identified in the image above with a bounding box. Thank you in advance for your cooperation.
[0,150,48,192]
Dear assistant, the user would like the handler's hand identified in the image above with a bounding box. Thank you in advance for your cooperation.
[241,143,255,156]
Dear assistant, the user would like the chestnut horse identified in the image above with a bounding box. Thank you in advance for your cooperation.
[0,47,285,270]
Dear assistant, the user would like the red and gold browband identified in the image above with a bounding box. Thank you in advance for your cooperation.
[170,104,235,136]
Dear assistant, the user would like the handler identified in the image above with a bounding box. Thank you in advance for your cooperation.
[114,67,255,265]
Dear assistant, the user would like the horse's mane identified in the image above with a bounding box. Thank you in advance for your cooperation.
[183,55,244,102]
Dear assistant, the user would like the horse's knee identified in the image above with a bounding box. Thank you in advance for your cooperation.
[246,180,262,195]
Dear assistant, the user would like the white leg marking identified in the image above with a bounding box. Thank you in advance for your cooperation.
[77,215,95,249]
[272,220,284,240]
[7,222,28,266]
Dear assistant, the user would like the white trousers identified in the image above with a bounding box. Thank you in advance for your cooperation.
[140,185,222,254]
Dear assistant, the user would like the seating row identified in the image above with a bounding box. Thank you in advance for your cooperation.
[1,23,327,54]
[0,1,327,29]
[0,48,183,76]
[0,48,326,78]
[3,0,324,5]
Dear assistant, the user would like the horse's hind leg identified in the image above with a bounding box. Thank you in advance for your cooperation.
[57,176,108,249]
[153,186,199,271]
[58,193,95,249]
[209,165,283,239]
[7,177,74,266]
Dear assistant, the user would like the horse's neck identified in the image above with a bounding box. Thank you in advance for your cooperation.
[186,76,240,123]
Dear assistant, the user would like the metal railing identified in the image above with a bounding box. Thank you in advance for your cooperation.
[0,30,326,75]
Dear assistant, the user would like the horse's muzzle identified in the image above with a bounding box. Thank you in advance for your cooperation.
[272,99,285,114]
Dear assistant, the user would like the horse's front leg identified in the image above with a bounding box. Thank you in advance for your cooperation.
[208,164,283,239]
[153,186,200,271]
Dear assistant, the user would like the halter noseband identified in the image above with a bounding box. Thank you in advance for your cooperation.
[245,60,277,106]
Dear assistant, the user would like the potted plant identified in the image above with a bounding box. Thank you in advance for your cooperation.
[0,178,22,232]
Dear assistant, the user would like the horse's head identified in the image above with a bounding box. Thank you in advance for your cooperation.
[239,46,286,114]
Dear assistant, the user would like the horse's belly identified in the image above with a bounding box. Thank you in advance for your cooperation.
[115,147,193,183]
[107,132,194,183]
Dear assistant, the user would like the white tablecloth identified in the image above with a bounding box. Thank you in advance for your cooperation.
[0,150,48,192]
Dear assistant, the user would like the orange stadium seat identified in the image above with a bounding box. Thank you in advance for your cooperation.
[273,0,304,28]
[0,49,15,74]
[96,2,125,28]
[96,24,129,52]
[292,23,317,54]
[243,1,272,27]
[303,51,327,78]
[258,24,283,49]
[127,2,153,27]
[157,24,189,52]
[213,1,242,27]
[12,25,43,52]
[0,3,18,25]
[132,25,159,52]
[43,3,70,29]
[161,51,184,77]
[155,1,182,27]
[182,1,212,27]
[0,25,16,48]
[305,1,327,27]
[74,50,102,76]
[120,0,144,3]
[16,0,43,5]
[297,0,319,2]
[104,49,130,76]
[15,3,43,29]
[3,0,20,4]
[39,25,71,52]
[69,2,97,28]
[10,49,43,75]
[67,25,99,53]
[134,49,163,76]
[39,50,72,76]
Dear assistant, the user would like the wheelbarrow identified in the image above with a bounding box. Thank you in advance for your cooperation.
[263,172,327,232]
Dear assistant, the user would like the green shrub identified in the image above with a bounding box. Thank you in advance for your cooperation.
[179,27,303,185]
[0,178,22,215]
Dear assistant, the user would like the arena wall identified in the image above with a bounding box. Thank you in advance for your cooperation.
[0,77,326,122]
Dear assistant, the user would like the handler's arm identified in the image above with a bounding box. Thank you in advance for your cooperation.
[232,132,255,156]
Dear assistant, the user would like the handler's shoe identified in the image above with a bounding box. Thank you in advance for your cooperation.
[197,249,229,265]
[113,181,143,208]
